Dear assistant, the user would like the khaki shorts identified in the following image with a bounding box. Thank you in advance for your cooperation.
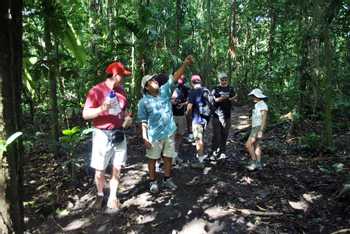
[90,128,127,170]
[192,123,204,141]
[146,135,176,160]
[249,126,261,140]
[174,115,186,135]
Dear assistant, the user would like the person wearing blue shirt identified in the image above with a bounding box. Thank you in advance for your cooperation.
[137,55,193,194]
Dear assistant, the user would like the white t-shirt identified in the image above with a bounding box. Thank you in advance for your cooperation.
[251,100,268,127]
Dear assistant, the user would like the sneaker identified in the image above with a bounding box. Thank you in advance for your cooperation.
[218,153,227,160]
[246,161,257,171]
[149,181,159,194]
[191,161,205,169]
[163,178,177,191]
[93,195,104,210]
[256,161,263,170]
[197,154,208,163]
[212,149,220,157]
[186,133,194,143]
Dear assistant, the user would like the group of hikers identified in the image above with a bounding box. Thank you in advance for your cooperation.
[82,55,268,212]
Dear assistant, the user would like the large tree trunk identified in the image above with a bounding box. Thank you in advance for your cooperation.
[0,0,24,233]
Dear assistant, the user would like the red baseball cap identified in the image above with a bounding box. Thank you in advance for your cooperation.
[191,75,201,82]
[105,62,131,77]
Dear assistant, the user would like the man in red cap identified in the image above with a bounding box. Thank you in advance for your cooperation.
[83,61,132,212]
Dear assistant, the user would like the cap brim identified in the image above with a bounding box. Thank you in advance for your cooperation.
[123,69,132,76]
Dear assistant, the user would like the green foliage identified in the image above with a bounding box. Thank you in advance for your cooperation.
[22,0,350,142]
[300,132,321,150]
[318,163,345,174]
[60,127,93,180]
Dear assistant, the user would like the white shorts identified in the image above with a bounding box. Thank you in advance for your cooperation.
[146,135,176,160]
[90,128,127,171]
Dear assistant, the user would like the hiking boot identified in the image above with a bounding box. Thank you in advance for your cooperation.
[246,161,257,171]
[191,161,205,169]
[162,178,177,191]
[93,195,104,210]
[149,181,159,194]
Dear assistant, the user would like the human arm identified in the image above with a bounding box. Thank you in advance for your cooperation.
[82,101,111,120]
[257,110,268,138]
[185,103,193,116]
[173,55,193,82]
[141,123,152,149]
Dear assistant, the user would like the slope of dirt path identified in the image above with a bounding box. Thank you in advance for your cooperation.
[26,105,350,234]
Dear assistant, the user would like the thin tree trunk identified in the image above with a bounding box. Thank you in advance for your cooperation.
[228,0,237,83]
[322,26,334,148]
[267,1,276,78]
[43,0,59,157]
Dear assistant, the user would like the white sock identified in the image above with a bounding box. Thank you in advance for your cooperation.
[108,179,119,201]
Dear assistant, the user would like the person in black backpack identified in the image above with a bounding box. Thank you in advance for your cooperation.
[211,72,236,160]
[171,76,189,165]
[186,75,209,167]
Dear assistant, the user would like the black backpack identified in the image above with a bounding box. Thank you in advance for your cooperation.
[199,88,215,121]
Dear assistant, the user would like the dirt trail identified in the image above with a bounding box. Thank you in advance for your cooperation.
[29,105,349,234]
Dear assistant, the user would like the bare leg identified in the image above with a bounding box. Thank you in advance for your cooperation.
[163,156,172,177]
[255,143,261,161]
[196,139,204,156]
[95,170,105,194]
[108,166,121,208]
[148,159,157,180]
[245,138,257,160]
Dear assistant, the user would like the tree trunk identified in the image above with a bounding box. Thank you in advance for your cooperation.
[228,0,237,83]
[321,26,334,148]
[0,0,24,233]
[267,1,276,78]
[43,0,59,157]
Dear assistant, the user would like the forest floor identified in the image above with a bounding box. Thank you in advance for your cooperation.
[24,106,350,234]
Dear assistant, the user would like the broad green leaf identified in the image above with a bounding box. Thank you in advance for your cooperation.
[81,128,94,135]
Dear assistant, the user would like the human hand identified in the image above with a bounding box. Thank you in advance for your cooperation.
[143,139,152,149]
[122,114,133,128]
[257,131,263,139]
[100,101,111,112]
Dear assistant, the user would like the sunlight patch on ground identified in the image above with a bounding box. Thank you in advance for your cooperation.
[136,213,157,224]
[121,167,148,192]
[237,176,254,185]
[232,115,250,130]
[204,206,233,219]
[123,192,154,208]
[178,218,206,234]
[63,218,91,231]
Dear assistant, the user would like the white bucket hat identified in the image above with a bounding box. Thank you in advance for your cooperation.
[248,88,267,99]
[218,72,228,80]
[141,74,156,90]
